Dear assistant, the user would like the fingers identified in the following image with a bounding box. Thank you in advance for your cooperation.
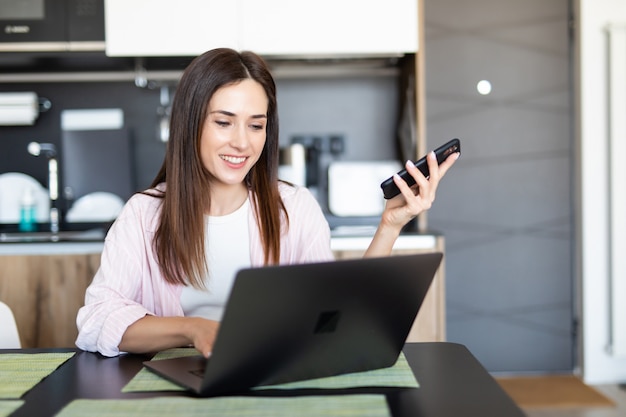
[392,160,432,212]
[196,342,212,358]
[436,151,460,178]
[393,150,459,204]
[190,318,219,358]
[405,150,460,190]
[404,153,434,199]
[383,151,458,228]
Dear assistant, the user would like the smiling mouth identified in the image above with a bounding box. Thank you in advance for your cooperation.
[220,155,247,164]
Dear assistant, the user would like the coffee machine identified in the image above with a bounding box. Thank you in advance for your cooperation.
[279,134,345,211]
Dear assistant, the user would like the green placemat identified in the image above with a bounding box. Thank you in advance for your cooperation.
[0,400,24,417]
[0,352,75,399]
[122,348,418,393]
[54,395,390,417]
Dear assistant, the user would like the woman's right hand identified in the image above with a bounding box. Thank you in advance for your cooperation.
[119,315,220,357]
[187,317,220,358]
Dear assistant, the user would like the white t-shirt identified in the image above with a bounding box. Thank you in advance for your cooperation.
[180,198,251,321]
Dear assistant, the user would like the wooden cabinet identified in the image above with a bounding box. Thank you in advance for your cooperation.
[0,253,101,349]
[104,0,418,57]
[332,234,446,342]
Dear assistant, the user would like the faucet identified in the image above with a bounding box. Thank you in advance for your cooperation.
[27,142,59,233]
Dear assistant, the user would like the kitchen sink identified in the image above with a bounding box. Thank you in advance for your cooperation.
[0,228,106,243]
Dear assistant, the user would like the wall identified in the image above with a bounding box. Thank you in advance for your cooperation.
[277,76,399,160]
[424,0,574,373]
[577,0,626,384]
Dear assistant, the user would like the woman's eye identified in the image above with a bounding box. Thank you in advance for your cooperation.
[250,124,264,130]
[215,120,230,127]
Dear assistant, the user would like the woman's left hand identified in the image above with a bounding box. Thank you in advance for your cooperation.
[364,151,458,258]
[381,151,459,230]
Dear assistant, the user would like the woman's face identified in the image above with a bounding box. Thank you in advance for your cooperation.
[200,78,268,190]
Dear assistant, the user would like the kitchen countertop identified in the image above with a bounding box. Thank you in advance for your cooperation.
[0,221,441,256]
[331,230,440,251]
[0,241,105,256]
[0,223,108,255]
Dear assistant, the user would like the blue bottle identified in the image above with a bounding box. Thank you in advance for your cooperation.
[18,188,37,232]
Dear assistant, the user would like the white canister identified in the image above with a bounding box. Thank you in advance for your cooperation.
[278,143,307,187]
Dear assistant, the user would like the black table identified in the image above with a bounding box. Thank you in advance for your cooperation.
[6,342,525,417]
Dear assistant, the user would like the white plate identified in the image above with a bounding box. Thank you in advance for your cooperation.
[66,192,125,222]
[0,172,50,223]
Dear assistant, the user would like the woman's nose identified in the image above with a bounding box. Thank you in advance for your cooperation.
[230,125,250,149]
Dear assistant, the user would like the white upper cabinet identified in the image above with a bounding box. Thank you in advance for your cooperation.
[104,0,241,57]
[104,0,418,57]
[240,0,418,56]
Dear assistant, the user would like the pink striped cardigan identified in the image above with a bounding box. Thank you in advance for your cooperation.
[75,182,333,357]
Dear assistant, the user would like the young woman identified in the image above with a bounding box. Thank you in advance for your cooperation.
[76,48,458,358]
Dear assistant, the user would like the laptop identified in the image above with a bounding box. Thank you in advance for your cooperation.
[143,252,443,396]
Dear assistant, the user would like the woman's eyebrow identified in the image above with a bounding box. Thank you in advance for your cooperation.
[209,110,267,119]
[209,109,235,116]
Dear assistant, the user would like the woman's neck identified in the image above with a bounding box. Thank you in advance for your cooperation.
[208,183,248,216]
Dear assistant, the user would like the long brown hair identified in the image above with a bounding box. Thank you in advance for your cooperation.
[148,48,287,288]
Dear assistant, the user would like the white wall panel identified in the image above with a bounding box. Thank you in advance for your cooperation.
[607,24,626,358]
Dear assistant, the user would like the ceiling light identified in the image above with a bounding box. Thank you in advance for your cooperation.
[477,80,492,95]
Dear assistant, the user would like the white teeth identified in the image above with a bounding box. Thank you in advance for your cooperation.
[221,155,246,164]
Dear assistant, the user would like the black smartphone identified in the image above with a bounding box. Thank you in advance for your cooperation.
[380,138,461,199]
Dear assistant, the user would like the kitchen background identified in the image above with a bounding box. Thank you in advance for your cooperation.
[3,0,625,383]
[0,0,572,375]
[0,56,411,229]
